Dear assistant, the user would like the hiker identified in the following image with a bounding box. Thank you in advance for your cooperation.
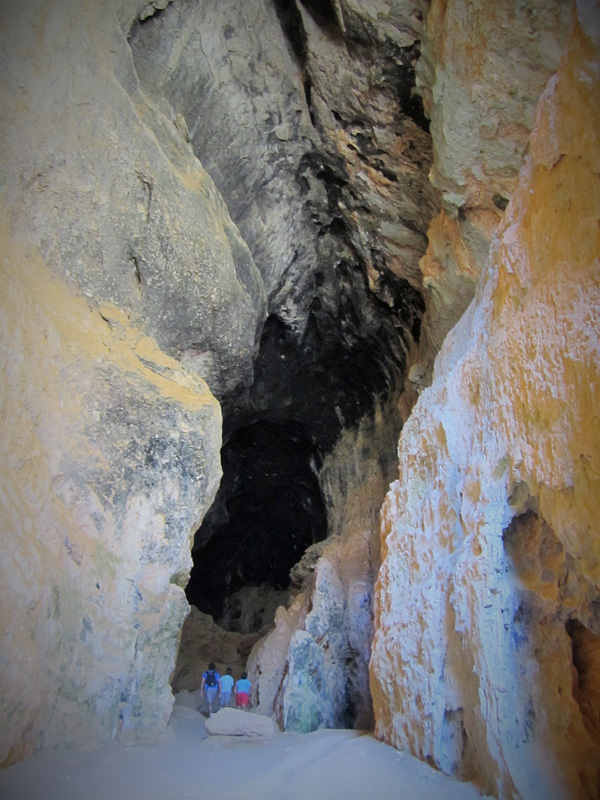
[220,667,234,709]
[235,671,251,711]
[200,662,221,717]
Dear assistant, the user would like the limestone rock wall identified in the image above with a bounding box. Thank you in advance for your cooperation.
[0,0,265,764]
[0,247,221,765]
[413,0,571,382]
[249,402,401,731]
[1,0,266,402]
[371,6,600,798]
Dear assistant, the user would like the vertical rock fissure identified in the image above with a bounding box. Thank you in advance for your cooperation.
[128,0,434,732]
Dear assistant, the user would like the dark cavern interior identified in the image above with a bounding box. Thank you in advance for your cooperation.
[1,1,599,798]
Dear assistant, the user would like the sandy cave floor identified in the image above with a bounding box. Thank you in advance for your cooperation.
[0,709,485,800]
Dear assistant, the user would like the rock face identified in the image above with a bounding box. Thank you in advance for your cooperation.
[205,707,275,737]
[249,402,401,732]
[0,0,263,765]
[1,0,266,403]
[414,0,571,379]
[371,6,600,798]
[0,249,221,765]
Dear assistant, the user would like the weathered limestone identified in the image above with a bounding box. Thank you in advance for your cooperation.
[0,0,265,765]
[129,0,320,332]
[371,6,600,798]
[414,0,572,378]
[0,246,221,765]
[205,707,275,738]
[299,0,439,297]
[250,402,402,732]
[1,0,266,401]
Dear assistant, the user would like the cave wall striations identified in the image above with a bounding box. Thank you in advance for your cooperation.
[411,0,572,390]
[129,0,440,734]
[0,0,264,765]
[371,5,600,799]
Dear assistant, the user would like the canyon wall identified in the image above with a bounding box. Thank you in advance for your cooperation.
[249,400,401,732]
[412,0,571,386]
[2,0,598,788]
[0,0,264,764]
[371,4,600,799]
[246,0,573,739]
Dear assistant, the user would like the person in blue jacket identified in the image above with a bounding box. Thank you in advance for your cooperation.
[200,662,221,716]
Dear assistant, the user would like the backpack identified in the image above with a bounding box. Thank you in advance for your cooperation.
[205,670,217,687]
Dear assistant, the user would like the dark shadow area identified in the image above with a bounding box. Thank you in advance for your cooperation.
[186,419,327,630]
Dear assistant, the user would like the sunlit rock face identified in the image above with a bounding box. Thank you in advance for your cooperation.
[371,7,600,798]
[0,0,262,765]
[414,0,571,379]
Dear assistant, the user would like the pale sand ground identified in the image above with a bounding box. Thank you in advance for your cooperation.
[0,709,485,800]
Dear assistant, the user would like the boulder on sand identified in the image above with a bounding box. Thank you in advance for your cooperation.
[205,708,275,738]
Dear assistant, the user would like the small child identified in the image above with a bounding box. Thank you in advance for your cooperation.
[220,667,234,709]
[235,671,252,711]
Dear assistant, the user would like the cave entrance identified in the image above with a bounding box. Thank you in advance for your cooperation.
[185,419,327,634]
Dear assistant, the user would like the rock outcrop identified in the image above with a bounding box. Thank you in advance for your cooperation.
[0,0,264,764]
[371,5,600,798]
[414,0,571,382]
[249,401,401,732]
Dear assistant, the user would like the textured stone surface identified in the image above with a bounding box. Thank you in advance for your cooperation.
[0,0,266,765]
[300,0,439,295]
[1,0,266,402]
[250,402,402,732]
[0,247,221,765]
[371,7,600,798]
[130,0,428,446]
[205,707,275,737]
[414,0,572,377]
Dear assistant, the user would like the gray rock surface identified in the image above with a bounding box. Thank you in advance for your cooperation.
[205,708,275,738]
[0,0,264,763]
[129,0,430,440]
[2,0,266,402]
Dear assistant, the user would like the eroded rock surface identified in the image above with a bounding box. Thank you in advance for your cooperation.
[0,0,264,764]
[414,0,572,379]
[0,248,221,765]
[249,402,401,732]
[371,7,600,798]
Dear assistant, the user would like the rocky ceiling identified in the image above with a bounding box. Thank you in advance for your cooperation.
[129,0,436,627]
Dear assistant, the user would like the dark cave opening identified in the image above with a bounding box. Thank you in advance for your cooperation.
[186,419,327,632]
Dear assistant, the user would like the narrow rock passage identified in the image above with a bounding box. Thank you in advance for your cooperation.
[0,711,485,800]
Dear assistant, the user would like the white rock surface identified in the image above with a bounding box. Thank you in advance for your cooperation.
[371,6,600,798]
[205,708,275,738]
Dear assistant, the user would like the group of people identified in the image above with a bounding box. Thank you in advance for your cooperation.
[200,663,252,716]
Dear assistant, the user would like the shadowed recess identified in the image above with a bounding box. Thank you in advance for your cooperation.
[186,420,327,629]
